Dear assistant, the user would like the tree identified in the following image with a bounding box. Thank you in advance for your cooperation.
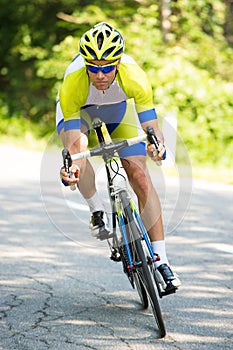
[0,0,232,167]
[223,0,233,44]
[159,0,172,42]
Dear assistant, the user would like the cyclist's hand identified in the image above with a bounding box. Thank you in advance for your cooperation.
[60,164,80,185]
[147,142,166,161]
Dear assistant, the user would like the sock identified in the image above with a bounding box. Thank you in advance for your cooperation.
[85,192,105,213]
[151,240,169,268]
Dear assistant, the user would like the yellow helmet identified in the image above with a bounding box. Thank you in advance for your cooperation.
[79,22,124,61]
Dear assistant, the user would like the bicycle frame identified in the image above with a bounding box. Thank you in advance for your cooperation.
[90,120,159,274]
[65,119,160,265]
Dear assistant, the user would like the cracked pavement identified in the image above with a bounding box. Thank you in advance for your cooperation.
[0,146,232,349]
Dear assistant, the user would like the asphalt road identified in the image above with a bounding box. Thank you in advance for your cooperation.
[0,146,232,349]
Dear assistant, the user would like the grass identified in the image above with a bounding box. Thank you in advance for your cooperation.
[190,165,233,185]
[0,132,48,152]
[161,164,233,185]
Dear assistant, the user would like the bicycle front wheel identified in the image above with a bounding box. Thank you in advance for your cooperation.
[119,191,166,338]
[134,237,166,337]
[133,267,148,309]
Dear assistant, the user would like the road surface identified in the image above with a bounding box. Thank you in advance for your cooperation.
[0,146,232,349]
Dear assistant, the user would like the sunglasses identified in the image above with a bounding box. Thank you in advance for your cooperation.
[86,60,119,74]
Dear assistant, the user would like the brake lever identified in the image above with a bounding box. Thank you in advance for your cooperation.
[146,126,163,166]
[62,148,76,191]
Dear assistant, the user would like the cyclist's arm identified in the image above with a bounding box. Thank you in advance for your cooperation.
[58,59,90,186]
[61,128,83,185]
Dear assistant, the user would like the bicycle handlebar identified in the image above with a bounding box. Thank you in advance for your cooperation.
[62,125,163,167]
[71,134,148,162]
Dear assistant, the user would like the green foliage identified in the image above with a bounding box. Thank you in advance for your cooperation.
[149,51,233,167]
[0,0,232,169]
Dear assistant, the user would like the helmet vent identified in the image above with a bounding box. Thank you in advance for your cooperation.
[104,23,113,30]
[114,48,123,57]
[81,46,97,60]
[97,32,104,49]
[112,36,118,43]
[102,47,114,59]
[84,34,90,42]
[92,30,98,37]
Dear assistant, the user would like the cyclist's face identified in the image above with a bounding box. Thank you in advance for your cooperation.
[86,59,120,91]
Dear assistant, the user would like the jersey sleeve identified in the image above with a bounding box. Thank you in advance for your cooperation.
[59,67,89,127]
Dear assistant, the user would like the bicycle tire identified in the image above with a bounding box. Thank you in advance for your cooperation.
[133,266,148,309]
[119,190,166,338]
[117,210,148,308]
[134,237,166,337]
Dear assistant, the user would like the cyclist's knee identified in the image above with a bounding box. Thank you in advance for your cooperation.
[123,157,150,192]
[58,129,88,152]
[80,132,88,152]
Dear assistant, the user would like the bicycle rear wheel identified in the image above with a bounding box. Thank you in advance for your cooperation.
[119,191,166,338]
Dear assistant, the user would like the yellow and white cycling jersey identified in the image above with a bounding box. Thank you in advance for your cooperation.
[56,53,157,157]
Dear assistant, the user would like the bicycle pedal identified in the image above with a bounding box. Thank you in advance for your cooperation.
[160,282,177,297]
[134,261,142,268]
[110,251,121,262]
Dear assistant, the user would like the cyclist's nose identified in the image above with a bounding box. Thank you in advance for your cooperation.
[96,70,105,79]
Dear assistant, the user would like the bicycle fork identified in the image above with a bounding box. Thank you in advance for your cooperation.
[130,199,160,265]
[115,194,158,273]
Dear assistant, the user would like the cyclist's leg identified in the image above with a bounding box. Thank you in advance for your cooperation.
[57,118,108,234]
[77,124,109,234]
[77,129,96,199]
[121,155,164,242]
[111,117,181,290]
[122,155,181,290]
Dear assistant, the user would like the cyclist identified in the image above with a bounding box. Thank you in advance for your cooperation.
[57,22,181,293]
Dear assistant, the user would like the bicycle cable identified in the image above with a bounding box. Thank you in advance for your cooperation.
[109,158,127,182]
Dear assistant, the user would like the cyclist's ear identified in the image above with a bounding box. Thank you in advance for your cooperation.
[116,58,121,69]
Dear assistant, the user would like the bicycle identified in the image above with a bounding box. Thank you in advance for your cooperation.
[62,119,172,338]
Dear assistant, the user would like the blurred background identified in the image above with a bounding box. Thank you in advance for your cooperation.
[0,0,232,182]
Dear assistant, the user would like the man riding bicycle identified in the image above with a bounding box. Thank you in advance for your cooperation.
[57,22,181,293]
